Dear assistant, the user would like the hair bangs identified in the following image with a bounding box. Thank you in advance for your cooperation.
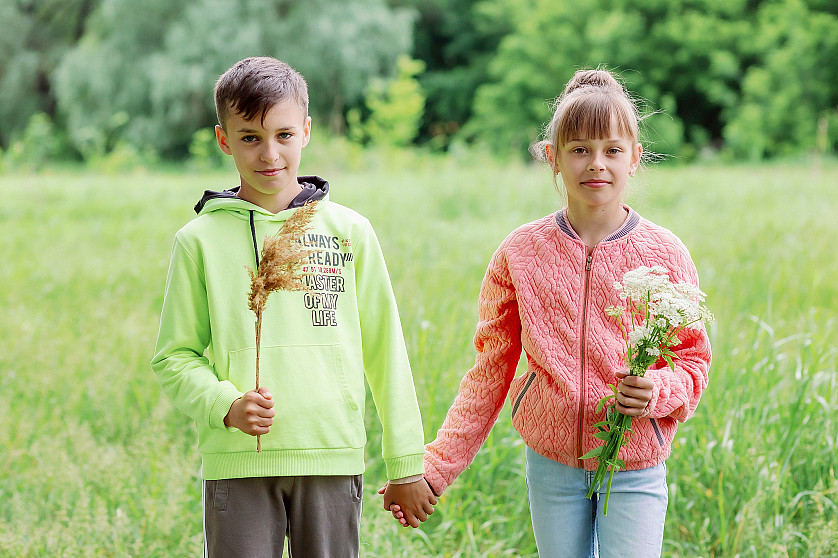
[556,89,638,147]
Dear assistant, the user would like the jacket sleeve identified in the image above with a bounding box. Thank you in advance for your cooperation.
[150,236,242,430]
[354,220,425,480]
[641,246,712,423]
[424,244,523,496]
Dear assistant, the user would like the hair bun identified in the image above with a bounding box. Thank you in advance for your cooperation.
[563,69,624,96]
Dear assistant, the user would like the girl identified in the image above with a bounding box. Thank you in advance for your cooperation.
[391,69,711,556]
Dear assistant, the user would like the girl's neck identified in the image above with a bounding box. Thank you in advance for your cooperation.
[565,203,629,254]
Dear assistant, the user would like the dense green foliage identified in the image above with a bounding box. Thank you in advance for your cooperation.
[463,0,838,159]
[0,155,836,556]
[0,0,836,160]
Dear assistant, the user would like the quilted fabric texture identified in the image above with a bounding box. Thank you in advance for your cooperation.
[424,207,712,496]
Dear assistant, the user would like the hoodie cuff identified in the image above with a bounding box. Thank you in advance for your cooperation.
[384,453,424,481]
[209,384,245,430]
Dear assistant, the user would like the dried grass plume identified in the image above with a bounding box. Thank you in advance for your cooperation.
[247,200,319,314]
[246,200,319,452]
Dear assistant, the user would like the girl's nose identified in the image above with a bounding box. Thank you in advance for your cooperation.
[588,154,605,172]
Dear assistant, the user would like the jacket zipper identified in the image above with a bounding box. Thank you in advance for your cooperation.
[577,251,594,461]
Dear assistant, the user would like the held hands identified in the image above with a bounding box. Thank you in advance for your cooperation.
[378,479,437,528]
[614,369,654,416]
[224,387,275,435]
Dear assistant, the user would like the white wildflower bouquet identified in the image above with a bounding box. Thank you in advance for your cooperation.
[582,265,713,514]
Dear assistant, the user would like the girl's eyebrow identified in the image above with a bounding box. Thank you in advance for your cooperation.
[565,139,631,148]
[568,137,627,142]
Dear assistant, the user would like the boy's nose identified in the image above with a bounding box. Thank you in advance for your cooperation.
[261,142,280,163]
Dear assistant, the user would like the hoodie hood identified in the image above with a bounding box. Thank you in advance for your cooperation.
[193,175,329,215]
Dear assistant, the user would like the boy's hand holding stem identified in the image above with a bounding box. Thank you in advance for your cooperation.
[378,479,437,528]
[224,386,275,435]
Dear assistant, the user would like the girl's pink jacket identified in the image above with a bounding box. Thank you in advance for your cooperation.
[424,208,711,495]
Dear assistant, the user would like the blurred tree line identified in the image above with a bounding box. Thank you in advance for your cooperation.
[0,0,836,166]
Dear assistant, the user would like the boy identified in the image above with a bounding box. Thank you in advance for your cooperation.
[151,57,436,558]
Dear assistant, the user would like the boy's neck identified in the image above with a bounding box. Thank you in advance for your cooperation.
[565,203,629,253]
[236,180,304,214]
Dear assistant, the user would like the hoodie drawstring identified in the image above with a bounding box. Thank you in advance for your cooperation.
[249,211,260,267]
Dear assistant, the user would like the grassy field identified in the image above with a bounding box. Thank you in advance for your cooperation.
[0,151,836,557]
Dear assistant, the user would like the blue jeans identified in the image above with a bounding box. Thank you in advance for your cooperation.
[525,446,667,558]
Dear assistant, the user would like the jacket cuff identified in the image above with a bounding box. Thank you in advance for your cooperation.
[423,459,446,496]
[384,453,424,480]
[639,371,662,419]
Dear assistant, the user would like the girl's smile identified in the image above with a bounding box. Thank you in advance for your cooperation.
[581,179,611,188]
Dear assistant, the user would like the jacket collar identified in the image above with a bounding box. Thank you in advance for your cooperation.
[555,206,640,242]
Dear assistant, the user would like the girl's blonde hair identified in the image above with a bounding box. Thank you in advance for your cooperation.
[531,69,641,169]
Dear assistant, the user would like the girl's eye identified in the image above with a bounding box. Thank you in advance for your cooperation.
[571,147,587,154]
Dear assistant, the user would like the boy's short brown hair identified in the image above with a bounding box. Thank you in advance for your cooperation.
[214,57,309,130]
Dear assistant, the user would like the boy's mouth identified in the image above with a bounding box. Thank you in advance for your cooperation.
[257,168,283,176]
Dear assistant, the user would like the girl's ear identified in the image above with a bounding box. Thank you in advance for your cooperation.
[630,143,643,175]
[216,125,233,155]
[544,143,560,174]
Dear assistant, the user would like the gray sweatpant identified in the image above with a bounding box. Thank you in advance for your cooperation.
[203,475,363,558]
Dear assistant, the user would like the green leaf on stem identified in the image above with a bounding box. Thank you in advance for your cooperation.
[596,394,614,414]
[580,447,603,460]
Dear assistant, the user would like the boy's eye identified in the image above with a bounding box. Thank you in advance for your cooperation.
[241,135,258,143]
[278,132,292,140]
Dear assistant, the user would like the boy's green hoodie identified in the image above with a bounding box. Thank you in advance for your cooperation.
[151,177,424,481]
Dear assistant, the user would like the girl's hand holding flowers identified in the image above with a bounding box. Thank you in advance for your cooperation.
[614,370,653,416]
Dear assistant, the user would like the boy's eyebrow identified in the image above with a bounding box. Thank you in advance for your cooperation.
[235,125,298,134]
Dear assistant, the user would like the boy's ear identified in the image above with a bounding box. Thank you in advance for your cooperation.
[215,125,233,155]
[301,116,312,149]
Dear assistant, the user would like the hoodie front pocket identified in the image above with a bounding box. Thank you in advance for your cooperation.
[228,344,364,451]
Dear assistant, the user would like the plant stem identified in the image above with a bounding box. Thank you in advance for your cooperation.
[255,310,262,453]
[586,410,634,514]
